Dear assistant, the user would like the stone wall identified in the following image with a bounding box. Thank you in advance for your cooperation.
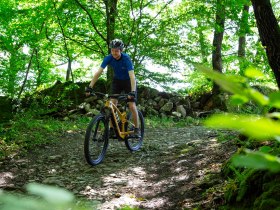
[11,81,228,120]
[78,85,193,119]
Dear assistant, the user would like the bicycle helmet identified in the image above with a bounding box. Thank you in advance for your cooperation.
[109,39,124,50]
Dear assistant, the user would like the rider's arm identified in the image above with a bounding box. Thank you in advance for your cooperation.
[129,70,136,92]
[89,67,104,88]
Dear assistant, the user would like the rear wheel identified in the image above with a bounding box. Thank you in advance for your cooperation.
[125,110,144,151]
[84,114,109,166]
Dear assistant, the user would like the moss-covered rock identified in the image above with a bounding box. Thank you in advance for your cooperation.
[254,182,280,210]
[221,158,280,210]
[22,79,107,110]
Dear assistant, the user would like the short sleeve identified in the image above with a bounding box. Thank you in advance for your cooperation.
[126,56,134,71]
[101,55,112,69]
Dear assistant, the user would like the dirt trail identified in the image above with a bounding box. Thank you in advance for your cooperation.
[0,126,237,210]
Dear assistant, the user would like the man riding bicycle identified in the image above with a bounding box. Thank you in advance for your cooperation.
[86,39,140,137]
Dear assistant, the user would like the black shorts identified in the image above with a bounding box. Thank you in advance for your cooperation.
[111,79,137,102]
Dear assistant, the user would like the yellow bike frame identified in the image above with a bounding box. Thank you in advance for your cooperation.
[105,99,134,139]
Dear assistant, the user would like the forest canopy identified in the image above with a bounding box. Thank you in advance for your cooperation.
[0,0,279,98]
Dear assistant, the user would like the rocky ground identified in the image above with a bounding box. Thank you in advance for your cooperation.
[0,126,237,210]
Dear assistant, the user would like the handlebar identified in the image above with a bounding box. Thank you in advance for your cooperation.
[90,91,128,101]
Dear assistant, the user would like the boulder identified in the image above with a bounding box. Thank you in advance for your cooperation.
[160,102,173,113]
[176,105,187,118]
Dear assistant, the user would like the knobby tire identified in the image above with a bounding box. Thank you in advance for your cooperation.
[125,110,145,151]
[84,114,109,166]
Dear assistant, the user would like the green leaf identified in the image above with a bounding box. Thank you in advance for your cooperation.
[26,183,74,205]
[195,65,270,107]
[230,94,249,105]
[0,194,47,210]
[259,146,272,153]
[204,113,280,140]
[247,88,269,106]
[232,150,280,172]
[195,64,246,95]
[244,67,265,79]
[268,91,280,108]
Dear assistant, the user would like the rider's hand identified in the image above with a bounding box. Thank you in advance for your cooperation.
[85,86,93,97]
[128,91,136,99]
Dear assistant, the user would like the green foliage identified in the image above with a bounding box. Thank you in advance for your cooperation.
[232,149,280,173]
[205,114,280,140]
[183,70,213,96]
[197,65,280,172]
[197,64,280,208]
[0,0,277,97]
[0,135,19,160]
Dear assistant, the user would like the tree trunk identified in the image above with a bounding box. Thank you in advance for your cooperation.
[18,49,35,98]
[238,4,250,74]
[66,58,72,82]
[212,0,225,94]
[104,0,118,91]
[8,52,18,97]
[53,1,73,82]
[251,0,280,89]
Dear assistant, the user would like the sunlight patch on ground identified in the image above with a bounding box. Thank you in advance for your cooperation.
[182,198,195,209]
[101,193,140,210]
[208,138,221,148]
[81,165,180,209]
[80,166,148,209]
[0,172,14,187]
[189,139,204,145]
[142,197,169,209]
[172,173,190,182]
[209,138,217,142]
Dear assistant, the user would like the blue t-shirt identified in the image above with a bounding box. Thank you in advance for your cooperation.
[100,53,134,80]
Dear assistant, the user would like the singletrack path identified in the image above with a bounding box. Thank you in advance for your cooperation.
[0,126,236,210]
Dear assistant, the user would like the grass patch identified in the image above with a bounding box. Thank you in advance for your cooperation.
[145,116,200,128]
[0,112,90,160]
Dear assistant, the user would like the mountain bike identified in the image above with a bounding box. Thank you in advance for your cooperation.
[84,91,145,166]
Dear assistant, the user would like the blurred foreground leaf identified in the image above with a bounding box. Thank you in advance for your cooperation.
[204,113,280,140]
[247,88,269,106]
[229,95,249,106]
[195,64,246,95]
[0,193,48,210]
[269,91,280,108]
[26,183,74,204]
[195,65,269,106]
[232,149,280,172]
[0,183,90,210]
[244,67,265,79]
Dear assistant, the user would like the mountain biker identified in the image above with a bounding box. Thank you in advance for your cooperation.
[85,39,140,137]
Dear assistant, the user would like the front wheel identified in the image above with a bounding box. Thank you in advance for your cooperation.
[84,114,109,166]
[125,110,144,151]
